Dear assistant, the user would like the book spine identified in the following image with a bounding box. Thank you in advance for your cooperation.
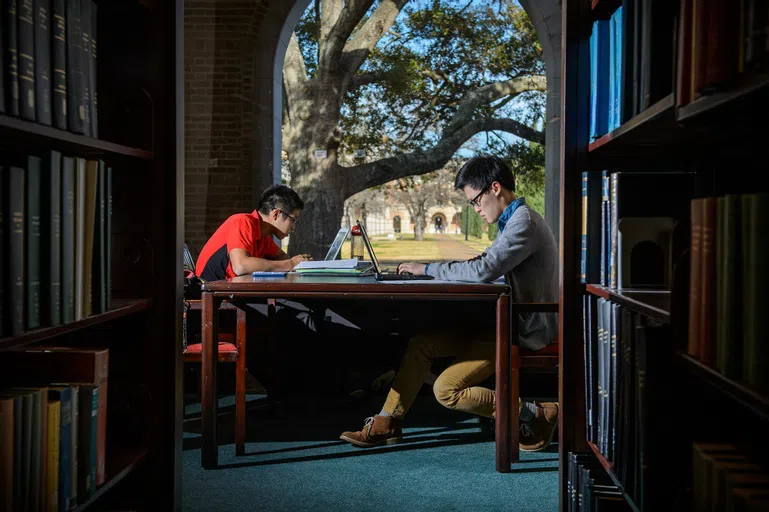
[58,389,71,512]
[34,0,51,125]
[0,166,4,338]
[51,0,65,129]
[91,160,104,314]
[720,194,742,378]
[5,0,20,116]
[46,400,60,512]
[65,0,83,134]
[613,7,622,126]
[609,172,618,289]
[74,157,84,320]
[105,166,111,309]
[676,0,693,106]
[688,198,703,359]
[8,166,25,336]
[590,23,599,141]
[581,172,588,283]
[89,0,95,137]
[60,156,74,323]
[699,197,717,366]
[26,155,41,330]
[0,0,5,113]
[45,150,62,326]
[18,0,36,121]
[78,0,89,136]
[76,386,94,499]
[69,385,78,508]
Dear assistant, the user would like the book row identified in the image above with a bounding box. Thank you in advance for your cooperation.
[691,442,769,511]
[567,451,631,511]
[1,0,98,136]
[582,295,673,511]
[1,150,113,339]
[686,194,769,396]
[580,170,695,290]
[589,0,676,140]
[678,0,769,107]
[0,347,108,512]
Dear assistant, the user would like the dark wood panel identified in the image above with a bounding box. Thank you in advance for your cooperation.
[676,352,769,422]
[0,299,152,351]
[677,72,769,122]
[0,114,152,160]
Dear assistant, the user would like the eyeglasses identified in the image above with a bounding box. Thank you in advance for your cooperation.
[467,186,490,208]
[280,210,298,224]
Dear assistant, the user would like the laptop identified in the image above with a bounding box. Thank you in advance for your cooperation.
[324,227,350,261]
[356,221,435,281]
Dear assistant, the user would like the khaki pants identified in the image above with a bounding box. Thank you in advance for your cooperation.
[383,328,521,419]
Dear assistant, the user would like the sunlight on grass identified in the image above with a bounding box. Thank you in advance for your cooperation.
[338,232,494,263]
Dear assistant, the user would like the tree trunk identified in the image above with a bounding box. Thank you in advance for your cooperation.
[414,214,425,241]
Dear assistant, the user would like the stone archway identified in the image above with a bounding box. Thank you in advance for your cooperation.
[183,0,561,251]
[431,213,447,234]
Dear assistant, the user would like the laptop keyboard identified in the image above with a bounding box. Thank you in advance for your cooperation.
[377,273,434,281]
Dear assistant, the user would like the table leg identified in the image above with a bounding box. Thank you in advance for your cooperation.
[235,307,247,456]
[201,292,219,469]
[496,293,512,473]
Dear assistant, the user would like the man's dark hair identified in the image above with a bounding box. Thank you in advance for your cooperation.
[257,184,305,215]
[454,155,516,193]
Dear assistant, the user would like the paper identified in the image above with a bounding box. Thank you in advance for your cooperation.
[293,258,359,270]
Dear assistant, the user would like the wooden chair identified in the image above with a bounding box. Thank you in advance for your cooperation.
[183,244,248,456]
[184,301,248,456]
[511,338,559,461]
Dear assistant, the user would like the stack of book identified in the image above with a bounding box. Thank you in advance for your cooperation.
[0,347,108,512]
[1,150,113,339]
[292,259,373,276]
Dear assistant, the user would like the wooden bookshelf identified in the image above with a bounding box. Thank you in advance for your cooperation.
[677,72,769,123]
[586,441,641,512]
[561,0,769,509]
[72,446,150,512]
[0,114,153,160]
[591,0,621,19]
[587,93,676,157]
[0,0,181,509]
[585,285,670,324]
[0,299,153,351]
[676,352,769,422]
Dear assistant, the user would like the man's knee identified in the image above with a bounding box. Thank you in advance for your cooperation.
[432,375,460,410]
[407,333,437,359]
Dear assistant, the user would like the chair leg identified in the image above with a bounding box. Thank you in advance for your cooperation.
[511,345,520,463]
[235,307,247,456]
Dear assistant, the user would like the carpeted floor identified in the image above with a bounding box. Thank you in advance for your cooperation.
[182,393,559,512]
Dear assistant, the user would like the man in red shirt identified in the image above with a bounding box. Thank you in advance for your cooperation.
[195,184,311,280]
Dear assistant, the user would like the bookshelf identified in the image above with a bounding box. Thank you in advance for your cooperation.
[0,0,182,510]
[561,0,769,510]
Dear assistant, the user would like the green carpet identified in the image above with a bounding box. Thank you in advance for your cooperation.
[182,394,559,511]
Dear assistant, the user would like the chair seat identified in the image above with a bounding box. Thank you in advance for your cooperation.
[184,336,239,363]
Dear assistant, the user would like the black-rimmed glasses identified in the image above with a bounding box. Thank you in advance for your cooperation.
[280,210,298,224]
[467,186,490,208]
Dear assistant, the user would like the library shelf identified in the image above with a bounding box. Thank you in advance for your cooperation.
[587,94,676,158]
[584,284,670,324]
[72,446,150,512]
[0,114,153,160]
[586,441,641,512]
[0,298,153,351]
[676,352,769,422]
[677,72,769,123]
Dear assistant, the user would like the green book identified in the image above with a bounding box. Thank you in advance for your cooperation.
[742,194,769,393]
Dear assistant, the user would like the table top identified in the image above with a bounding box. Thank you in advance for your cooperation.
[201,273,510,296]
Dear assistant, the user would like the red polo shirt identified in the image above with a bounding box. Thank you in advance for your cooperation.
[195,210,281,281]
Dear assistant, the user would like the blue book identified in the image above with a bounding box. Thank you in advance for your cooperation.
[594,20,610,139]
[608,16,616,132]
[50,386,73,512]
[613,6,623,128]
[590,24,597,140]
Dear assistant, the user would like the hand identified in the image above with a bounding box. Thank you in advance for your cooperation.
[289,254,313,269]
[396,262,426,276]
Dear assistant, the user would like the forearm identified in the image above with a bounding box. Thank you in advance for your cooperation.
[232,256,292,275]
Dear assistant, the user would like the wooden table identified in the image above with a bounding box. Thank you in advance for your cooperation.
[200,274,553,472]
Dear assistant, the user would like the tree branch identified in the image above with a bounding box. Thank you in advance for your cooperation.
[342,116,544,196]
[341,0,409,78]
[444,75,546,137]
[319,0,376,74]
[283,33,308,118]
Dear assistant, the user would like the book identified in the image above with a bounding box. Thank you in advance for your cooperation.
[293,258,360,270]
[51,0,66,129]
[4,0,20,116]
[34,0,52,125]
[26,155,42,330]
[17,0,36,121]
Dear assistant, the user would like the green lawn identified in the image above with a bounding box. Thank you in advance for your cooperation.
[340,233,493,263]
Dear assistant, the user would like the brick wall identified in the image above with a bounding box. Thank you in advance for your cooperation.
[184,0,270,256]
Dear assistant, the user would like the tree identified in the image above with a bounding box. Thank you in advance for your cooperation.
[283,0,546,258]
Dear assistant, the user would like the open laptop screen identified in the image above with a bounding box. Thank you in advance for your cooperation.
[324,227,350,261]
[356,221,382,274]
